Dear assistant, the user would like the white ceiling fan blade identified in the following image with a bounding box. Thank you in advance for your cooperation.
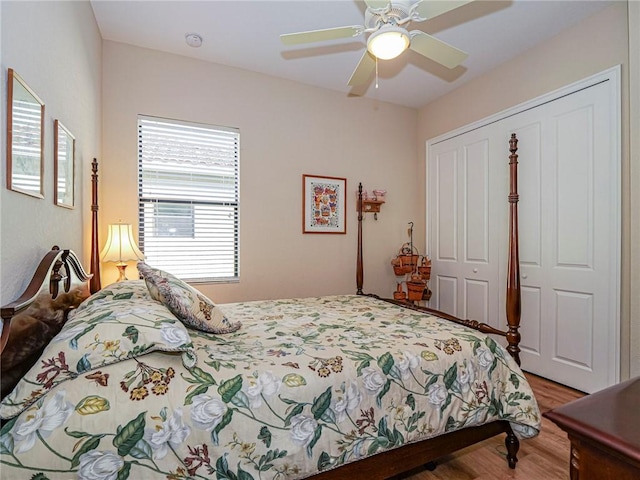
[409,31,468,68]
[281,26,364,46]
[348,51,376,87]
[414,0,473,20]
[364,0,390,10]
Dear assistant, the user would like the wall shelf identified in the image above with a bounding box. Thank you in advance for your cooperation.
[359,199,385,213]
[356,183,385,219]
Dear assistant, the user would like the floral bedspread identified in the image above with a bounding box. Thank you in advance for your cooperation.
[0,281,540,480]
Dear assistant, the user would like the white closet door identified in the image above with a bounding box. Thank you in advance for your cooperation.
[427,68,619,393]
[428,129,504,330]
[508,81,618,393]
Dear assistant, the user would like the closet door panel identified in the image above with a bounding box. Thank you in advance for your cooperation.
[520,285,542,357]
[502,79,616,392]
[430,146,460,316]
[555,106,594,268]
[464,140,489,264]
[429,133,499,327]
[553,290,594,370]
[464,279,489,324]
[436,149,458,262]
[437,276,458,316]
[461,137,499,327]
[539,82,615,392]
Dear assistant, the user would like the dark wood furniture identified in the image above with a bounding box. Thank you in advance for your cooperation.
[1,134,527,479]
[89,158,101,294]
[88,132,526,478]
[91,133,520,480]
[0,247,92,353]
[544,377,640,480]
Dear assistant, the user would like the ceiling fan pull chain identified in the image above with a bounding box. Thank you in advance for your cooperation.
[375,56,379,89]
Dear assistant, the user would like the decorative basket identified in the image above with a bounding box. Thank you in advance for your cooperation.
[390,258,402,276]
[398,244,419,273]
[417,257,432,279]
[391,257,405,276]
[399,255,418,273]
[393,284,406,300]
[406,280,426,301]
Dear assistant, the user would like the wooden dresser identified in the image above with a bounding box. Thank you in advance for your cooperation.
[544,377,640,480]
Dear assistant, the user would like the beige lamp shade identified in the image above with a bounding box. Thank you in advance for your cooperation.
[100,223,144,281]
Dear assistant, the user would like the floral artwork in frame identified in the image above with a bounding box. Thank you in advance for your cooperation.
[302,174,346,234]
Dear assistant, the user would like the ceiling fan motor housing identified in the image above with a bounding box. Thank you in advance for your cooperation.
[364,0,413,28]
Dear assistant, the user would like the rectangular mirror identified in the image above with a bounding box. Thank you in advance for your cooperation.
[6,68,44,198]
[54,120,75,208]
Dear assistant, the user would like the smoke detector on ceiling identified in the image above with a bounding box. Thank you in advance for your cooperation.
[185,33,203,48]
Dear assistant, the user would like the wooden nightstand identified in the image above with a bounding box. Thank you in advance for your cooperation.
[544,377,640,480]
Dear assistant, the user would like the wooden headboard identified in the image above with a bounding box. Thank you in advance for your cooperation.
[0,246,92,353]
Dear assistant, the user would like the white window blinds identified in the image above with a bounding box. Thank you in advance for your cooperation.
[138,115,239,281]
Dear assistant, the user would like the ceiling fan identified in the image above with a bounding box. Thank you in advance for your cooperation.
[281,0,472,87]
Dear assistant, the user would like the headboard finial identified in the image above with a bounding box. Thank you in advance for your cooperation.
[509,133,518,155]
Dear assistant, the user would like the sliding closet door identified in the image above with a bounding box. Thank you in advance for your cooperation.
[427,67,620,393]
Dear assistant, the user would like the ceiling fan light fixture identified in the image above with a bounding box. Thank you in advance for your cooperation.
[367,24,410,60]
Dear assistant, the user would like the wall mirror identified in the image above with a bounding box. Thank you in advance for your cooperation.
[6,68,45,198]
[54,120,75,208]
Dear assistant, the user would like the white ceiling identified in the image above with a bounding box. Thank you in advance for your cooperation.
[90,0,614,109]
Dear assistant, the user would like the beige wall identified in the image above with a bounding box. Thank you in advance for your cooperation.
[417,3,633,376]
[0,1,102,303]
[418,3,628,140]
[101,41,420,302]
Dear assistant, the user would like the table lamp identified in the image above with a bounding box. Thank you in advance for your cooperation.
[100,223,144,281]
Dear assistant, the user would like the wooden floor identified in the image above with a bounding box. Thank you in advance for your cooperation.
[399,373,585,480]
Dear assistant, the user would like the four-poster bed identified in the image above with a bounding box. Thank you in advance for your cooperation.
[0,135,538,479]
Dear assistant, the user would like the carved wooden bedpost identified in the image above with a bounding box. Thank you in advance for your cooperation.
[506,134,521,365]
[89,158,102,293]
[356,183,364,295]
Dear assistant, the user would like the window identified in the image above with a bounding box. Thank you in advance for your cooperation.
[138,115,239,282]
[154,203,195,238]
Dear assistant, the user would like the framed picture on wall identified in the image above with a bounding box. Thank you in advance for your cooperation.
[6,68,45,198]
[54,119,75,208]
[302,174,346,234]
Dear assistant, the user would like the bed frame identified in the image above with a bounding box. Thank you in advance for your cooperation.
[358,134,523,367]
[1,134,522,479]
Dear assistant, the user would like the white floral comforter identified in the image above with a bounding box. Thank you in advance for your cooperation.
[0,281,540,479]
